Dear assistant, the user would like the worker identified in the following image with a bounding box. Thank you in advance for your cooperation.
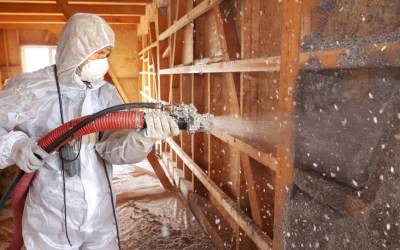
[0,13,179,249]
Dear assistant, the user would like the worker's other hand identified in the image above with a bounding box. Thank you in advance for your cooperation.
[145,111,180,141]
[10,138,49,173]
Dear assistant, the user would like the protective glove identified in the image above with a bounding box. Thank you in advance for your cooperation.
[144,111,180,141]
[10,137,50,173]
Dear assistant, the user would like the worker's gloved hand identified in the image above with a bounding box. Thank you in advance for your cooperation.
[144,111,179,141]
[10,138,49,173]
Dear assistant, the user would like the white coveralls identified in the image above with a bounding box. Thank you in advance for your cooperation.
[0,13,154,249]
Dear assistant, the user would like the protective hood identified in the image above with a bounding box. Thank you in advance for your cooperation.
[56,13,115,86]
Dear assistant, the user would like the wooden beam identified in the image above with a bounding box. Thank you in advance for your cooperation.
[156,5,169,102]
[211,132,278,171]
[147,149,174,190]
[155,152,175,185]
[241,154,263,227]
[158,0,224,41]
[168,0,187,103]
[273,0,302,249]
[301,41,400,70]
[0,0,152,4]
[158,41,400,74]
[159,57,281,74]
[55,0,73,18]
[138,41,157,56]
[301,0,319,39]
[0,14,140,24]
[294,169,368,217]
[0,23,135,30]
[188,193,226,250]
[181,0,194,65]
[99,16,141,24]
[194,55,224,65]
[108,64,130,102]
[166,138,272,250]
[69,0,152,4]
[0,2,146,15]
[148,22,158,71]
[161,45,170,59]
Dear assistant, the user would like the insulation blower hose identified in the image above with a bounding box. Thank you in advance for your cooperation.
[0,102,176,249]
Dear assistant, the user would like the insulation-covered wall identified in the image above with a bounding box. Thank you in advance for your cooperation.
[287,0,400,249]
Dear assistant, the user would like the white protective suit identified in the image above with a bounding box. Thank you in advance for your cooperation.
[0,13,155,249]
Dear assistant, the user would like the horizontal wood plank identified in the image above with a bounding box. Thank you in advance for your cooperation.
[0,14,140,24]
[0,2,146,15]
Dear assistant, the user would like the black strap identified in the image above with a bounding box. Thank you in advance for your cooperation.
[54,65,72,247]
[54,65,65,125]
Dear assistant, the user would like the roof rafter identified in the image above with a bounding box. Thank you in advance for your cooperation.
[0,2,146,15]
[0,14,141,24]
[0,0,151,4]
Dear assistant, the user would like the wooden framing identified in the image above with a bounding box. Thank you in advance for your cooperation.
[147,149,174,190]
[167,138,273,250]
[139,0,278,249]
[160,57,281,74]
[273,1,302,249]
[107,65,130,102]
[138,41,157,56]
[294,168,367,217]
[188,193,226,250]
[158,0,224,41]
[211,131,278,171]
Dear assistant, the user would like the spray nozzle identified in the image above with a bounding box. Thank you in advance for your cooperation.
[165,104,214,134]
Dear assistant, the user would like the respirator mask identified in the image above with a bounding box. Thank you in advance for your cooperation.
[79,58,109,83]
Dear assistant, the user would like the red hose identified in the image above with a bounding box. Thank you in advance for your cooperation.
[9,111,144,250]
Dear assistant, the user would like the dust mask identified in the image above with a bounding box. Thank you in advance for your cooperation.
[79,58,109,83]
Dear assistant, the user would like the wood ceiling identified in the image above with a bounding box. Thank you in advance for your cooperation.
[0,0,152,25]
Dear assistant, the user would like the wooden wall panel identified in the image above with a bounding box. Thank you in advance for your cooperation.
[0,29,21,84]
[109,25,140,79]
[241,0,282,58]
[108,25,141,102]
[194,9,222,60]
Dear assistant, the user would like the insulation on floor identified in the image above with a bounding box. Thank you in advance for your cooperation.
[0,162,214,250]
